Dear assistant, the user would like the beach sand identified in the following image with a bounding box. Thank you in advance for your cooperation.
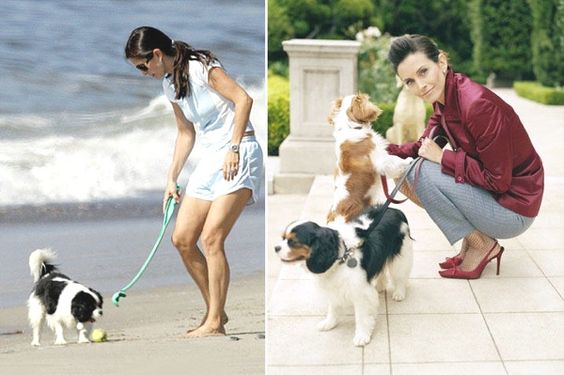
[0,274,265,375]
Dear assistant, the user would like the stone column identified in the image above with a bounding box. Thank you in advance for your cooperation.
[275,39,361,193]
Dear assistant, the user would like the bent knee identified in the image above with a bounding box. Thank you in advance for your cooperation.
[171,230,198,250]
[201,231,226,254]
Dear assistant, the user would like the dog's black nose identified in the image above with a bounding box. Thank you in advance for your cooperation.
[274,246,281,253]
[99,311,103,316]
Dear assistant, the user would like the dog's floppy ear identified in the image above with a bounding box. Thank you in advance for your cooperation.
[90,288,103,306]
[348,93,382,124]
[327,97,343,126]
[306,227,340,274]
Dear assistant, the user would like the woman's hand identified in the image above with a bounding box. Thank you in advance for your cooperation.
[418,138,444,164]
[222,150,240,181]
[163,181,181,213]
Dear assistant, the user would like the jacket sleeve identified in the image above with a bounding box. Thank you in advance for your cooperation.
[441,99,512,193]
[386,108,444,158]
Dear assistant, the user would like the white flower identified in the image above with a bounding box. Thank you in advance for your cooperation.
[355,31,365,42]
[356,26,382,42]
[365,26,381,38]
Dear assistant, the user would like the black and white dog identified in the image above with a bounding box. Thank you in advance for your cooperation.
[27,249,103,346]
[275,205,413,346]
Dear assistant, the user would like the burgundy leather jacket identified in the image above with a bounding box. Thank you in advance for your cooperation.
[387,68,544,217]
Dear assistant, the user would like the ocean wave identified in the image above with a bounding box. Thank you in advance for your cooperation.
[0,83,265,206]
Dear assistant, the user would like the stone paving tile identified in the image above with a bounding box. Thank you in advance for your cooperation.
[528,250,564,277]
[470,278,564,313]
[548,277,564,299]
[485,312,564,360]
[269,365,365,375]
[388,314,499,363]
[267,315,388,366]
[386,279,479,314]
[504,360,564,375]
[392,362,506,375]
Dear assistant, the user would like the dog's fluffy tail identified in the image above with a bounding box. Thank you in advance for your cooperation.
[29,248,57,282]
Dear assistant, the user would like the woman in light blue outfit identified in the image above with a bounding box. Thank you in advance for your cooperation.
[125,26,263,337]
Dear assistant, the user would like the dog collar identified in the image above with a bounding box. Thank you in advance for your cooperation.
[336,95,366,130]
[338,239,362,268]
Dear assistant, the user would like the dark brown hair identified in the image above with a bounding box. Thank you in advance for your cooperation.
[125,26,217,99]
[388,34,446,72]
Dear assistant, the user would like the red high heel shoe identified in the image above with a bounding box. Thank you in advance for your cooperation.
[439,255,463,269]
[439,243,504,279]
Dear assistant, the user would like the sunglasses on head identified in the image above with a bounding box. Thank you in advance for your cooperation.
[135,52,154,72]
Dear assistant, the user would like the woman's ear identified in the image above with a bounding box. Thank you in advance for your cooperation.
[438,51,448,74]
[153,48,163,62]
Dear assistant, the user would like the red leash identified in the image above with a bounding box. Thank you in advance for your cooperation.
[380,175,408,204]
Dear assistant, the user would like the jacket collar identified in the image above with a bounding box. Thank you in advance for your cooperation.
[434,66,458,117]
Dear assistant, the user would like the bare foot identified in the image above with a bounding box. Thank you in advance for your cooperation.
[186,324,226,338]
[187,312,229,333]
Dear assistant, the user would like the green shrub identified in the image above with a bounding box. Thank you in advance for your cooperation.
[528,0,564,87]
[514,81,564,105]
[268,74,290,156]
[470,0,534,82]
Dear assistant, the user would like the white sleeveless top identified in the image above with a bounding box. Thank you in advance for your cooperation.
[162,59,253,150]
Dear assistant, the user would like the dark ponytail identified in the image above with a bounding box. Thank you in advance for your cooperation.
[125,26,217,100]
[388,34,446,73]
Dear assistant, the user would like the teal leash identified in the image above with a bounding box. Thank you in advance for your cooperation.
[112,188,180,307]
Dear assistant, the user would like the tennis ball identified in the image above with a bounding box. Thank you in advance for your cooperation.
[91,328,107,343]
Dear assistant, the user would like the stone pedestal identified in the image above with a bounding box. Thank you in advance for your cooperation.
[274,39,361,193]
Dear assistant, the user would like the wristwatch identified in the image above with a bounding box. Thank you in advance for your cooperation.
[230,143,240,153]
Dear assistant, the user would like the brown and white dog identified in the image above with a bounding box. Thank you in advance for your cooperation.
[327,94,411,224]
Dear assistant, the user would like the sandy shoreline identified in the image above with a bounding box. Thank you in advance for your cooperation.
[0,273,265,374]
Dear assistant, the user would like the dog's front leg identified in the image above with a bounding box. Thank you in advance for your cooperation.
[352,297,376,347]
[77,322,92,343]
[317,302,339,331]
[30,321,43,346]
[377,154,412,179]
[53,323,67,345]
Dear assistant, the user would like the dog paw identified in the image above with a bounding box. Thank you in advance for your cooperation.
[54,339,67,345]
[391,289,406,301]
[353,331,372,347]
[317,318,338,331]
[31,340,40,347]
[78,337,91,344]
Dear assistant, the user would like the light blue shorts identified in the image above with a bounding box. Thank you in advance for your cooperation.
[186,136,263,205]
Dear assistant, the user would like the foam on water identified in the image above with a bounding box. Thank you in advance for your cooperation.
[0,84,265,206]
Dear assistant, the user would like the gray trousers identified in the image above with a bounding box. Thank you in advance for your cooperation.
[407,160,535,245]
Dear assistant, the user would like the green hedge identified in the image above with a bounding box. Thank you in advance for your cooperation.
[470,0,534,81]
[514,81,564,105]
[528,0,564,87]
[268,73,290,156]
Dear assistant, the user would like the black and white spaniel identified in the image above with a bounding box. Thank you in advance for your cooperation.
[275,205,413,346]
